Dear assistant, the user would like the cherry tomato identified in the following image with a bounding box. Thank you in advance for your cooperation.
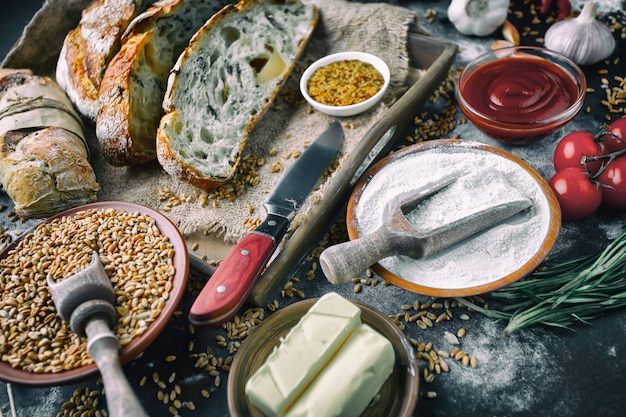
[548,167,602,221]
[597,155,626,210]
[553,131,603,175]
[600,117,626,154]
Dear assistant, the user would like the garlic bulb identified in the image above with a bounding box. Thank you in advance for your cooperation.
[544,1,616,66]
[447,0,509,37]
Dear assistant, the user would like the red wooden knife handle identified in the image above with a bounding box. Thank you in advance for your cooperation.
[189,232,276,327]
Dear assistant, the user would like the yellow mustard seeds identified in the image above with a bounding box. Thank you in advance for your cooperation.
[306,59,384,106]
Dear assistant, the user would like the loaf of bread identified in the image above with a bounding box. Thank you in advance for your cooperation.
[96,0,231,166]
[156,0,318,190]
[0,69,100,219]
[56,0,154,121]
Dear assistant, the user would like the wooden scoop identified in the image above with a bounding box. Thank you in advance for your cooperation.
[47,251,148,417]
[320,174,532,285]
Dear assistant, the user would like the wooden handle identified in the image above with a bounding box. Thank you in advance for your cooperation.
[320,227,396,285]
[85,320,147,417]
[189,214,289,326]
[189,232,276,327]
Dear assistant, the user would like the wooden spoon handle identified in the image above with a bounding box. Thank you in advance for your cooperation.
[85,320,147,417]
[320,227,397,285]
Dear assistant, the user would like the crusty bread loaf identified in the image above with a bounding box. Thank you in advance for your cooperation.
[55,0,154,121]
[0,69,100,219]
[156,0,318,190]
[96,0,231,166]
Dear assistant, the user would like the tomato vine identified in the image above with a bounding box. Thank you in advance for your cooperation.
[550,116,626,221]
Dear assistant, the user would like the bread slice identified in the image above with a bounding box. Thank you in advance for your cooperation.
[96,0,231,166]
[156,0,318,190]
[55,0,155,121]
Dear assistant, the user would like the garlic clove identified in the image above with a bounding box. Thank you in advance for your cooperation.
[502,20,521,45]
[544,1,616,66]
[491,39,515,50]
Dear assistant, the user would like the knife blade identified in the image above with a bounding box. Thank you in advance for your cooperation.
[189,121,344,326]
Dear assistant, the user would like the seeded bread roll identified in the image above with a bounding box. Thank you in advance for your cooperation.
[156,0,318,190]
[0,69,100,219]
[96,0,231,166]
[55,0,154,121]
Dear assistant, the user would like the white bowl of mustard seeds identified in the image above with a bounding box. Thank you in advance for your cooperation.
[300,51,390,117]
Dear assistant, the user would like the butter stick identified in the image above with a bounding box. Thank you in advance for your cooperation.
[284,323,395,417]
[245,292,361,417]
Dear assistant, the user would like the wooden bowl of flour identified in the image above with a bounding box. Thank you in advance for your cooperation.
[346,139,561,297]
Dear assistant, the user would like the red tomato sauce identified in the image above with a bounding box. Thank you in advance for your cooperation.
[460,56,579,123]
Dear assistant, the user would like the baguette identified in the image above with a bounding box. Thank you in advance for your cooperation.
[0,69,100,219]
[55,0,155,121]
[96,0,231,166]
[156,0,318,190]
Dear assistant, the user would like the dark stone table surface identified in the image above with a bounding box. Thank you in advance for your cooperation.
[1,1,626,416]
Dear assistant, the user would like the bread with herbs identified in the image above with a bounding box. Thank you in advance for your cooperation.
[156,0,318,190]
[55,0,155,121]
[96,0,232,166]
[0,69,100,219]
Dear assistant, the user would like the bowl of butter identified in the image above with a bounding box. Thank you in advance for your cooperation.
[227,292,418,417]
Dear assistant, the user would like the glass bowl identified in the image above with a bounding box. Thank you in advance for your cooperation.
[456,46,586,145]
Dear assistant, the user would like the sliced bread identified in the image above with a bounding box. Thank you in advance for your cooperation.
[55,0,155,121]
[156,0,318,190]
[96,0,231,166]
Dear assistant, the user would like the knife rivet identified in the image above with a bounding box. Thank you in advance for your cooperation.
[217,285,226,293]
[241,249,250,256]
[268,220,277,227]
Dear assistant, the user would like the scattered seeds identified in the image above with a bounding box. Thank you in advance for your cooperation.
[444,331,460,345]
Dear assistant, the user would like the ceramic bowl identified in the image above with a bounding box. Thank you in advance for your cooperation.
[227,297,418,417]
[456,46,586,145]
[0,201,189,386]
[300,51,390,117]
[346,139,561,298]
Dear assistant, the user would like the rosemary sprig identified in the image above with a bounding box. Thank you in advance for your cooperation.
[458,228,626,335]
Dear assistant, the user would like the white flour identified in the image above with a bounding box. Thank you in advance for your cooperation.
[406,167,530,229]
[440,319,576,415]
[353,142,554,290]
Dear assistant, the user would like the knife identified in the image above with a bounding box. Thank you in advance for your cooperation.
[189,121,344,327]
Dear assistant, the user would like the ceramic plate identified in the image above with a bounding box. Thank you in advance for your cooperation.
[0,201,189,386]
[227,298,418,417]
[347,139,561,297]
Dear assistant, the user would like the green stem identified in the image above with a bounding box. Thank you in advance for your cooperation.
[454,297,512,321]
[468,228,626,335]
[588,126,626,179]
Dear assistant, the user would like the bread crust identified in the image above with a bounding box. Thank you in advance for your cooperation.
[96,31,152,166]
[157,0,318,191]
[55,0,149,121]
[96,0,232,167]
[0,128,100,218]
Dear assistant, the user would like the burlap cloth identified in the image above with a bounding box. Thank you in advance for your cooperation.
[3,0,416,244]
